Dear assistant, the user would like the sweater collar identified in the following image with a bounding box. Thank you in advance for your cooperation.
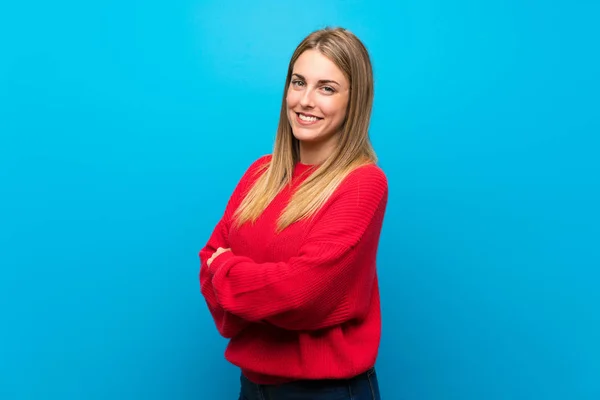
[293,161,317,178]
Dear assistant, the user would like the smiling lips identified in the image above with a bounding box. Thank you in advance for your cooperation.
[296,112,323,126]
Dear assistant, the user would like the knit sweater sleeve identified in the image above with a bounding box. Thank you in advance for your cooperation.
[210,165,388,331]
[198,155,270,338]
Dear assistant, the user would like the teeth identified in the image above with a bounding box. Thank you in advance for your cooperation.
[299,114,318,122]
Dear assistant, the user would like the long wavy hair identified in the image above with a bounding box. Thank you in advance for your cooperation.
[233,27,378,232]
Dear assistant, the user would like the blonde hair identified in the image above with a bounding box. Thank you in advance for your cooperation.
[234,27,378,232]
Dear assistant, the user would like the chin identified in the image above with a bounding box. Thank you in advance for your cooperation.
[291,129,322,142]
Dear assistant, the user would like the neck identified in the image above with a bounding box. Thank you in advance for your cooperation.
[298,135,339,165]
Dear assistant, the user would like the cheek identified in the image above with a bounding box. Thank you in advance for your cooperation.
[286,92,298,108]
[321,98,347,120]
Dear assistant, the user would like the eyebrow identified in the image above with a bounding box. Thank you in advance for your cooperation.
[291,73,340,86]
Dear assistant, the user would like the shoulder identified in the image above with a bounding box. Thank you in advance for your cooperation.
[240,154,272,181]
[319,163,388,217]
[340,163,388,201]
[227,154,272,199]
[249,154,273,169]
[312,163,388,232]
[347,163,387,185]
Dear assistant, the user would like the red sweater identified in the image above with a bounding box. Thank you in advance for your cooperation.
[199,155,388,384]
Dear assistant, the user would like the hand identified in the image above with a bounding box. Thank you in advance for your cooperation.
[207,247,231,268]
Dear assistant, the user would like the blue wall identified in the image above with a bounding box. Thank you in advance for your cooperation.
[1,0,598,399]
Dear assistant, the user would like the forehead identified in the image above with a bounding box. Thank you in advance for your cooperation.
[292,49,347,83]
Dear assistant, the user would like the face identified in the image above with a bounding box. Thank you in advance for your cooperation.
[286,49,350,150]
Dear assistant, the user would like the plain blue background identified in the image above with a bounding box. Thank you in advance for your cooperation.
[1,0,598,399]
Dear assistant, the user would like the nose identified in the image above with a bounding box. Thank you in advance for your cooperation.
[299,87,315,108]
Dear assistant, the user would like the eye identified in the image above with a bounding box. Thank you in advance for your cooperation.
[321,86,335,94]
[291,80,305,87]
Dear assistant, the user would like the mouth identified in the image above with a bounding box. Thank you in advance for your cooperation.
[295,112,323,124]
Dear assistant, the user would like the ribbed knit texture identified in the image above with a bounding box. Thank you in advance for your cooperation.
[199,155,388,385]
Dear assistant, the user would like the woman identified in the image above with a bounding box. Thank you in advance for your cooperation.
[199,27,388,400]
